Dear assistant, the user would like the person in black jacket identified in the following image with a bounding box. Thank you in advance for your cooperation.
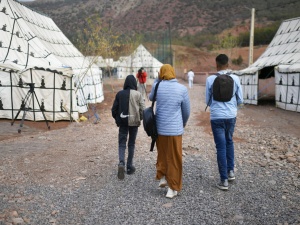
[111,75,145,180]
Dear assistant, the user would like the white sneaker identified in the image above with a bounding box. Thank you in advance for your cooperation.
[159,176,167,188]
[166,188,178,199]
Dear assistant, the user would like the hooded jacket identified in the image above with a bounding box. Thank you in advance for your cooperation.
[111,75,145,127]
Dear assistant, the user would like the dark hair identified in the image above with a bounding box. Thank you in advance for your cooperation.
[140,67,144,70]
[216,54,228,66]
[138,69,142,73]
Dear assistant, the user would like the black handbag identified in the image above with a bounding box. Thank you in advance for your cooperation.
[143,80,161,151]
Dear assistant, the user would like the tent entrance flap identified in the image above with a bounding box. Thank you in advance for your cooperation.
[258,67,275,102]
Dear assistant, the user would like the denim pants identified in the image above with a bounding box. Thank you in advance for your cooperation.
[118,126,138,167]
[211,118,236,181]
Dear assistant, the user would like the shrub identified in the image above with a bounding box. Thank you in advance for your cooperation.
[232,55,243,65]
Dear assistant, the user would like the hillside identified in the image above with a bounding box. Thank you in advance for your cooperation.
[25,0,300,39]
[165,44,267,72]
[20,0,293,72]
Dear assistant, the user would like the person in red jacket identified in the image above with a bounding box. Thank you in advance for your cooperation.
[136,67,147,101]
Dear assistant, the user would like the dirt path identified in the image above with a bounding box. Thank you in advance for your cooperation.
[0,79,299,224]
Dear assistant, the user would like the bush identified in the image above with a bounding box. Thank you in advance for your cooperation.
[238,22,280,47]
[232,55,243,65]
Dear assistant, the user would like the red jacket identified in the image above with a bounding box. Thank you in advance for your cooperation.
[136,71,147,84]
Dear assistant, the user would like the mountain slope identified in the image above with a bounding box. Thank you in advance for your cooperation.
[25,0,300,38]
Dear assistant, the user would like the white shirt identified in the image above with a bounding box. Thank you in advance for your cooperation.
[187,71,194,80]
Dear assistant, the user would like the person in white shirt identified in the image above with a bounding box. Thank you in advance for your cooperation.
[187,69,194,89]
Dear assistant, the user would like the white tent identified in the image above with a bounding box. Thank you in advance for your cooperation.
[0,0,104,121]
[234,17,300,112]
[114,44,163,79]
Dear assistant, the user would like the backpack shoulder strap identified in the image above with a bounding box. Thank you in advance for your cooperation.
[151,80,161,108]
[205,73,219,111]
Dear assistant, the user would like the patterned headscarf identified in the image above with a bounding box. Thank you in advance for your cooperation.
[159,64,176,80]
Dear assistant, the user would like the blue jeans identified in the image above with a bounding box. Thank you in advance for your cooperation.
[118,126,138,167]
[211,118,236,181]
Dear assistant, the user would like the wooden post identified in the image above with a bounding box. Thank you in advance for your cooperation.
[249,8,255,66]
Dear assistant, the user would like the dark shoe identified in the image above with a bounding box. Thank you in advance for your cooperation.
[126,165,136,175]
[216,179,228,190]
[228,170,235,181]
[118,162,125,180]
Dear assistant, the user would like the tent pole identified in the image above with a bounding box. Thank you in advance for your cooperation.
[10,71,14,119]
[70,75,73,122]
[53,73,56,123]
[285,73,289,110]
[297,73,300,112]
[30,69,36,121]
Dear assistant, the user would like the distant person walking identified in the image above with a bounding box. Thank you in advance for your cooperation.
[205,54,243,190]
[149,64,190,199]
[136,67,148,100]
[111,75,145,180]
[187,69,195,89]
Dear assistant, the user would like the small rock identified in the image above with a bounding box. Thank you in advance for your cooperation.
[162,203,173,208]
[279,155,286,160]
[11,217,24,224]
[14,194,21,198]
[233,215,244,221]
[285,152,294,157]
[38,136,47,140]
[23,218,30,224]
[270,155,278,160]
[269,180,276,185]
[10,211,18,217]
[49,218,56,223]
[287,157,297,163]
[259,162,267,167]
[74,177,86,181]
[275,162,283,167]
[51,210,58,216]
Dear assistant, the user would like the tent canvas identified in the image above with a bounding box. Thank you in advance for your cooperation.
[114,44,163,79]
[0,0,104,121]
[275,64,300,112]
[234,17,300,112]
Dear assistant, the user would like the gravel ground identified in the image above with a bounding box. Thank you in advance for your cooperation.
[0,80,299,225]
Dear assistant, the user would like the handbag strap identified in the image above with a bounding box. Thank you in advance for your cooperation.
[151,80,161,108]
